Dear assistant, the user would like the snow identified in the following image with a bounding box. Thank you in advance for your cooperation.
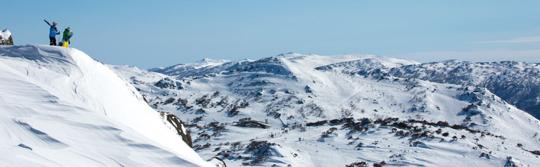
[150,58,230,77]
[2,43,537,166]
[0,45,210,166]
[113,53,540,166]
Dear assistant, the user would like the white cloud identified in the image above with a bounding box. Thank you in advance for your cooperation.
[478,36,540,44]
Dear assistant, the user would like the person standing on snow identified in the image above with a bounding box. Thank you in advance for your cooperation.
[60,27,73,48]
[0,29,13,45]
[44,19,60,46]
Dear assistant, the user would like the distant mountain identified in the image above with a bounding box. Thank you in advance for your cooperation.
[0,45,212,167]
[113,53,540,167]
[317,59,540,118]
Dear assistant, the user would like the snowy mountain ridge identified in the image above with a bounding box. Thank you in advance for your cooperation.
[0,45,212,167]
[317,59,540,118]
[113,53,540,166]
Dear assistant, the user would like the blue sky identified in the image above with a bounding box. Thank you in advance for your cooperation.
[3,1,540,68]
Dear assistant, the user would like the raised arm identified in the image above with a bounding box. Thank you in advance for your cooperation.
[44,19,51,26]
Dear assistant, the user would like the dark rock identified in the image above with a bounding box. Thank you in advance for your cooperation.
[373,161,386,167]
[163,97,175,105]
[17,143,32,150]
[346,161,368,167]
[195,109,207,114]
[194,143,211,151]
[160,112,192,147]
[206,121,227,136]
[504,157,518,167]
[442,132,449,137]
[244,141,277,165]
[304,85,313,94]
[329,118,354,126]
[195,95,212,108]
[306,120,328,126]
[154,78,183,89]
[233,118,269,129]
[479,152,491,159]
[227,100,249,117]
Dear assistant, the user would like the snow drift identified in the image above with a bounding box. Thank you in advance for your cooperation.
[0,45,210,166]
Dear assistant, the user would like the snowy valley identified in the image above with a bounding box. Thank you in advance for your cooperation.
[112,53,540,166]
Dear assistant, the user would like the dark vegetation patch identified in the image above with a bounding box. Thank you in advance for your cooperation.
[242,141,278,165]
[233,118,269,129]
[345,161,368,167]
[154,78,183,89]
[305,117,505,141]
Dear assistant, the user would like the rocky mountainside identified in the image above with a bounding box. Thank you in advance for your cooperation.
[317,59,540,118]
[113,53,540,167]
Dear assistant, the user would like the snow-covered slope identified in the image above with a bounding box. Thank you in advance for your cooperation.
[317,60,540,119]
[0,45,210,167]
[113,53,540,166]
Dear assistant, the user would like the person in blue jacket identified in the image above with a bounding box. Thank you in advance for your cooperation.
[44,19,60,46]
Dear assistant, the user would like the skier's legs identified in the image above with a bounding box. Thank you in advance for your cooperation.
[49,37,56,46]
[62,40,69,48]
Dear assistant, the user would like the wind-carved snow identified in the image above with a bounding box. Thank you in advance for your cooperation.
[113,53,540,166]
[0,45,210,167]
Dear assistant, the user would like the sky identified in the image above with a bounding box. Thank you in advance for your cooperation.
[3,0,540,68]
